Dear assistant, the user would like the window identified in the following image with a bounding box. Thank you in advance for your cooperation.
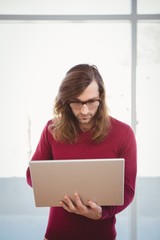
[138,0,160,14]
[0,0,130,14]
[137,22,160,176]
[0,21,131,177]
[0,1,160,239]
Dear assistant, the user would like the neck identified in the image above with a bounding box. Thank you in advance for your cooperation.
[79,123,93,132]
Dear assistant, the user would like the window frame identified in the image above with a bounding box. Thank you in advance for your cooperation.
[0,1,160,240]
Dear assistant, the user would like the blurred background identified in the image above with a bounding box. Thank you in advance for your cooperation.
[0,0,160,239]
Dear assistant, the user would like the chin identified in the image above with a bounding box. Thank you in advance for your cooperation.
[79,120,91,125]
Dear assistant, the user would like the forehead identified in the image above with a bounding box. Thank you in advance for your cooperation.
[76,81,99,101]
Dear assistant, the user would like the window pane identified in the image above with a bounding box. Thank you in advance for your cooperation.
[0,21,131,177]
[0,0,130,14]
[137,22,160,176]
[138,0,160,14]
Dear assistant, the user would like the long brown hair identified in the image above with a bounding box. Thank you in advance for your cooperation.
[49,64,110,143]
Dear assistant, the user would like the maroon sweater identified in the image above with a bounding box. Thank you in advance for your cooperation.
[26,117,137,240]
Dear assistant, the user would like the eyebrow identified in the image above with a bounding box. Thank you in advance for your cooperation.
[73,96,100,102]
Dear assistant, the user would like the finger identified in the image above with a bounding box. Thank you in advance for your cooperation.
[74,193,88,214]
[59,201,67,209]
[63,196,76,211]
[74,193,82,206]
[59,200,73,212]
[74,193,87,212]
[88,201,98,209]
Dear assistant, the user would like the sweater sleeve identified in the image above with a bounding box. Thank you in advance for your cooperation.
[26,121,53,187]
[101,126,137,220]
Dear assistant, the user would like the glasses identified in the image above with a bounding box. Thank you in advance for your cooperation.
[68,99,101,110]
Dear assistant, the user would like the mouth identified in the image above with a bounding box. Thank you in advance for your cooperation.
[79,116,90,120]
[78,114,91,119]
[78,116,92,123]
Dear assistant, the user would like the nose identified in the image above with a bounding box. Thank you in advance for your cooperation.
[80,104,89,115]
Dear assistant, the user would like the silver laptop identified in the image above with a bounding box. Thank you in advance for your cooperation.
[29,158,124,207]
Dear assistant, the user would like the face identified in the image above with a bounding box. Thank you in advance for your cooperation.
[69,81,100,131]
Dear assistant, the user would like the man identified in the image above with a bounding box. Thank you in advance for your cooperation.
[26,64,137,240]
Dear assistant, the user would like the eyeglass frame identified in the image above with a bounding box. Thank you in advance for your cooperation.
[68,98,101,110]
